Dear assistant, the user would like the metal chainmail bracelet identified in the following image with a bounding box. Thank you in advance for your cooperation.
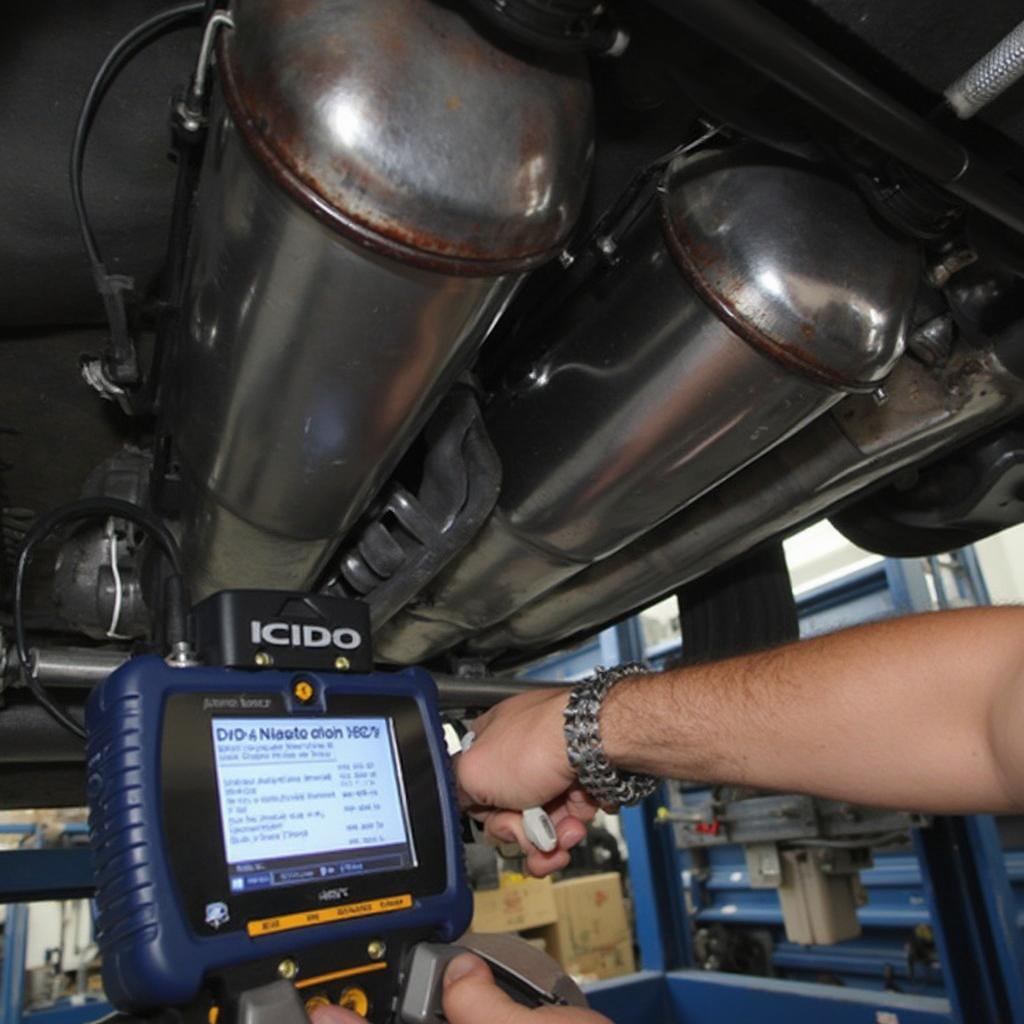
[563,662,658,808]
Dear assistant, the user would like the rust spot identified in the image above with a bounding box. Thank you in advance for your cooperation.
[220,32,562,276]
[681,237,723,274]
[658,201,873,394]
[217,1,593,272]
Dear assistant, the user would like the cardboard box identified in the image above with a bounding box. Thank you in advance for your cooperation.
[471,877,558,933]
[540,873,636,982]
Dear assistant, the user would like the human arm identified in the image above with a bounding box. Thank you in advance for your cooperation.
[458,608,1024,866]
[600,606,1024,812]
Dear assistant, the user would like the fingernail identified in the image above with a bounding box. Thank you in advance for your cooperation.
[444,954,480,987]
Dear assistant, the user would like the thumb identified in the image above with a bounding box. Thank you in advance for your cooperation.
[442,953,530,1024]
[308,1004,364,1024]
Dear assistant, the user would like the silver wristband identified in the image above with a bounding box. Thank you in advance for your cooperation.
[563,663,658,808]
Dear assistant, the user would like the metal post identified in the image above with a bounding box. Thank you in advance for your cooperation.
[954,546,992,605]
[598,618,647,668]
[883,558,936,615]
[1,903,29,1024]
[609,616,694,971]
[927,556,952,609]
[598,626,622,667]
[968,817,1024,1020]
[914,816,1024,1023]
[621,792,693,971]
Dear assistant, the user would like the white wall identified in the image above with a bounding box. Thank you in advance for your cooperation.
[783,520,880,595]
[974,523,1024,605]
[23,901,95,971]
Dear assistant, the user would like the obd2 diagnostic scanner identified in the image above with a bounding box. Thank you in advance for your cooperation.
[86,657,471,1022]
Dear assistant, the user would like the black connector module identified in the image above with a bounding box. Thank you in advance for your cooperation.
[192,590,373,672]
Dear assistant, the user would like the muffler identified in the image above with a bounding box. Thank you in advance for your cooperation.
[379,147,920,663]
[168,0,593,598]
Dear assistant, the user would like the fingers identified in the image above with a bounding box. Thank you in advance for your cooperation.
[479,790,596,849]
[553,813,588,850]
[524,813,580,876]
[525,846,571,877]
[481,808,533,853]
[478,809,583,878]
[442,954,532,1024]
[308,1004,365,1024]
[549,787,600,827]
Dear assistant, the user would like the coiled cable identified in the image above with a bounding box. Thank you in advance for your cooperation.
[13,498,189,739]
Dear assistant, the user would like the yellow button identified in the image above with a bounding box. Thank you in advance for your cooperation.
[293,680,315,703]
[304,996,330,1014]
[339,988,369,1017]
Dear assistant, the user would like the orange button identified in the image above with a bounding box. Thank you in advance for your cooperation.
[293,680,316,703]
[339,987,369,1017]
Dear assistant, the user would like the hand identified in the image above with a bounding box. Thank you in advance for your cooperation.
[306,955,610,1024]
[457,689,599,876]
[308,1003,361,1024]
[442,953,611,1024]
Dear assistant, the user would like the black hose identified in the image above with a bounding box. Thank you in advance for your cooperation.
[675,543,798,666]
[70,1,205,269]
[162,574,189,649]
[69,2,205,373]
[13,498,190,740]
[647,0,1024,239]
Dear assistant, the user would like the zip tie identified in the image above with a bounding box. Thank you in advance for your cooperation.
[105,518,128,640]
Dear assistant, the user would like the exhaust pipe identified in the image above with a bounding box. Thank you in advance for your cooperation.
[471,345,1024,659]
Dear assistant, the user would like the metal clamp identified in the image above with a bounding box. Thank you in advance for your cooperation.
[178,9,234,130]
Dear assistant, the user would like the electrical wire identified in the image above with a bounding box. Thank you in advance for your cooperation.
[70,1,205,270]
[13,498,190,740]
[69,1,205,370]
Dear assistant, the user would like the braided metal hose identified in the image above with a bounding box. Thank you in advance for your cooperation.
[946,20,1024,119]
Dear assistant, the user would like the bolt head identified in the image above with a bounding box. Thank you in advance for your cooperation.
[334,655,351,671]
[367,939,386,961]
[255,651,272,667]
[277,959,298,980]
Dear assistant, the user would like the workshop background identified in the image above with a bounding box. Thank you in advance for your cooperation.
[3,522,1024,1024]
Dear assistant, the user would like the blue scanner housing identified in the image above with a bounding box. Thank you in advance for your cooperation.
[85,656,471,1010]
